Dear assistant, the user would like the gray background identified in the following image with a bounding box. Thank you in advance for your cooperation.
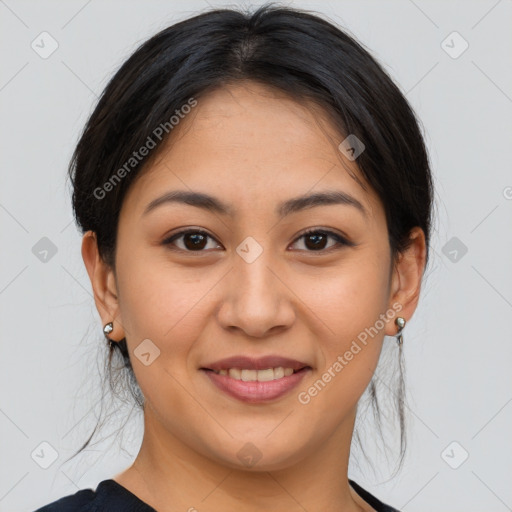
[1,0,511,510]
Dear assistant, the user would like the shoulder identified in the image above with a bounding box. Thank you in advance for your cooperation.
[32,487,97,512]
[349,479,401,512]
[32,479,157,512]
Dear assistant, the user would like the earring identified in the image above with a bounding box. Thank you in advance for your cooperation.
[395,317,406,346]
[103,321,114,338]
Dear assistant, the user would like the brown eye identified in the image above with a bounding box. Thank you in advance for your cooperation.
[163,229,221,252]
[163,228,352,254]
[290,229,351,252]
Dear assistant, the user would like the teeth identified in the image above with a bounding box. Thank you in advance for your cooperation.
[213,367,296,381]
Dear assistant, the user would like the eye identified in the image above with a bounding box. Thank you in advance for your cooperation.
[162,227,352,253]
[163,228,221,252]
[290,228,352,252]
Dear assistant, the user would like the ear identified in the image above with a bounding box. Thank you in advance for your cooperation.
[81,230,125,341]
[385,226,427,337]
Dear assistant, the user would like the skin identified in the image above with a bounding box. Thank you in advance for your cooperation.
[82,81,426,512]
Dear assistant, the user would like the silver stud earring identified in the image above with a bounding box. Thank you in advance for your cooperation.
[395,317,406,346]
[103,321,114,338]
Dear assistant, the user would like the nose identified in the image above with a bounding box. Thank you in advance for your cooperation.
[216,244,296,338]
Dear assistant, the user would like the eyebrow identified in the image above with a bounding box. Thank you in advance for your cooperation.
[142,189,368,219]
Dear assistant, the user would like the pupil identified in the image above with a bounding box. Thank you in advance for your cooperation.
[185,233,206,250]
[306,233,326,250]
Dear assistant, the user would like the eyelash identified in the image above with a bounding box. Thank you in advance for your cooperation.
[162,228,352,254]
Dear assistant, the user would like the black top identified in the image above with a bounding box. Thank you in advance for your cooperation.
[33,478,400,511]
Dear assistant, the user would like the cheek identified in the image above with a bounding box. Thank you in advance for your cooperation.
[115,245,213,348]
[303,254,389,334]
[114,253,214,409]
[299,255,390,384]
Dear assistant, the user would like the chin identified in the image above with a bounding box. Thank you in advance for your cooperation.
[206,438,310,473]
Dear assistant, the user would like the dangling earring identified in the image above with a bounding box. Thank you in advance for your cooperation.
[395,317,406,346]
[103,321,115,350]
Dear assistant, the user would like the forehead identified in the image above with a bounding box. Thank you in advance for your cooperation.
[122,81,381,222]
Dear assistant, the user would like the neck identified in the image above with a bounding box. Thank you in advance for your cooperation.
[115,405,370,512]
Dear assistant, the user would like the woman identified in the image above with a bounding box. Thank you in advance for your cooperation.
[34,3,433,511]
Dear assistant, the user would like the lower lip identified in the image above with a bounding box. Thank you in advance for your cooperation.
[201,368,310,403]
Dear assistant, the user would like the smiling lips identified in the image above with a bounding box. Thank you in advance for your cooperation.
[201,355,312,403]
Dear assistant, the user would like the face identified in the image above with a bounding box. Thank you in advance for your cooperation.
[93,81,411,471]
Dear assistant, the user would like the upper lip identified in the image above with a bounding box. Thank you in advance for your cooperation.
[202,355,311,371]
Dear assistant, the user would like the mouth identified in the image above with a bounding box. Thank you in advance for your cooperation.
[201,354,311,373]
[200,363,312,403]
[201,366,310,381]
